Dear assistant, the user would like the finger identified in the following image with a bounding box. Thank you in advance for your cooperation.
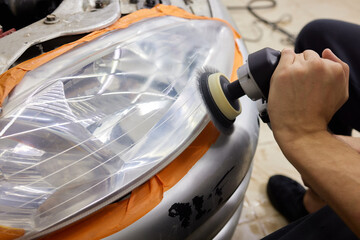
[322,48,350,77]
[322,48,341,63]
[294,52,306,63]
[303,49,320,61]
[278,48,296,68]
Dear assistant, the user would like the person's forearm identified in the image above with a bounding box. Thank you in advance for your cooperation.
[335,135,360,153]
[276,130,360,237]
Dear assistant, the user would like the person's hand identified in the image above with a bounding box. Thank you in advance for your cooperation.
[268,48,349,144]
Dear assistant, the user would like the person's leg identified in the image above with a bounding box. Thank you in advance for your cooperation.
[262,206,358,240]
[295,19,360,135]
[303,188,326,213]
[266,175,357,239]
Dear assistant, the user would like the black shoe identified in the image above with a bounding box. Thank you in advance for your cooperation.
[267,175,309,222]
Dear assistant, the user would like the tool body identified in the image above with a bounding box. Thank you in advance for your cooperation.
[199,47,281,129]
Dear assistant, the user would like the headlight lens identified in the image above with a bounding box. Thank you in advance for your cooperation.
[0,16,235,234]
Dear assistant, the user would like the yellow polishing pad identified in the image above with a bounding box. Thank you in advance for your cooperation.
[208,73,241,121]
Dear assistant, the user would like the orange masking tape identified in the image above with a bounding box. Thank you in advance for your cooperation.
[0,226,25,240]
[0,4,244,240]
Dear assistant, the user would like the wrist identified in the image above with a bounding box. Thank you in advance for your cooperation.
[269,110,330,146]
[273,129,331,157]
[273,123,328,144]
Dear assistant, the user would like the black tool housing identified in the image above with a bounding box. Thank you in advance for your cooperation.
[248,47,281,100]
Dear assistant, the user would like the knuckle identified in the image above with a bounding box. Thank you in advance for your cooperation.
[304,49,319,57]
[282,48,294,55]
[310,58,324,71]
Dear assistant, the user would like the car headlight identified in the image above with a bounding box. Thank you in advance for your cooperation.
[0,14,238,237]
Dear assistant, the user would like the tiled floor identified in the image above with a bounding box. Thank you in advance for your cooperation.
[220,0,360,239]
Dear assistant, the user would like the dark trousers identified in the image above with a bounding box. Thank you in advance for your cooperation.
[263,19,360,240]
[295,19,360,136]
[262,206,358,240]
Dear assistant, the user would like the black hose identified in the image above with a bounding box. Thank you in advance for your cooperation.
[227,0,296,45]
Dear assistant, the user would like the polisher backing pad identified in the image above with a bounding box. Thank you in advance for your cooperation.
[199,72,242,129]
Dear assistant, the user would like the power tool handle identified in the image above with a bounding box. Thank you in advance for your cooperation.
[248,47,281,100]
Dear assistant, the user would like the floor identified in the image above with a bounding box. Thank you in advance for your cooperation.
[220,0,360,239]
